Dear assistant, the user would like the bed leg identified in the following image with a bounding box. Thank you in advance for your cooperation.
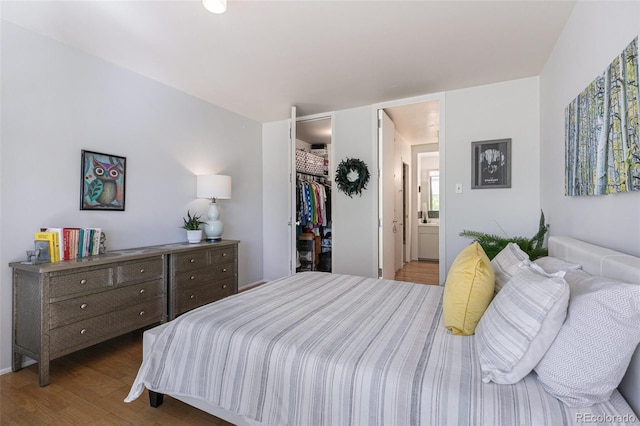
[148,390,164,408]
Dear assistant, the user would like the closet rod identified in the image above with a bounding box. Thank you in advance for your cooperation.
[296,172,331,186]
[296,171,326,178]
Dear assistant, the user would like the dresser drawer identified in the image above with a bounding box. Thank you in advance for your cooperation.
[49,268,113,299]
[206,278,235,298]
[117,257,164,284]
[211,261,235,280]
[116,297,164,331]
[174,263,235,291]
[176,288,203,314]
[209,247,235,265]
[175,269,215,292]
[176,278,235,315]
[50,297,163,358]
[50,279,163,328]
[174,251,208,272]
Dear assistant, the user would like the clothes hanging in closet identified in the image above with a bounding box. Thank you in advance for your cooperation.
[297,180,329,227]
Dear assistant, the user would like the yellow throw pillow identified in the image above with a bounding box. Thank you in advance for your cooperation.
[443,241,495,335]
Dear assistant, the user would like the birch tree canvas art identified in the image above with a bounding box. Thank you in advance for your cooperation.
[565,37,640,196]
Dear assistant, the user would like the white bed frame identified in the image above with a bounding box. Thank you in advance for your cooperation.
[142,236,640,423]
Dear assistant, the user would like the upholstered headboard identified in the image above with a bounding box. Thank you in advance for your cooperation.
[548,236,640,416]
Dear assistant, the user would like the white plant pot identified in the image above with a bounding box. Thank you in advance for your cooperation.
[186,230,203,244]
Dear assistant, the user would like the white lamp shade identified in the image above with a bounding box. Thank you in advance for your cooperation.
[197,174,232,200]
[203,0,227,14]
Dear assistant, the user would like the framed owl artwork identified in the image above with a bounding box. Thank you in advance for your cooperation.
[80,150,127,211]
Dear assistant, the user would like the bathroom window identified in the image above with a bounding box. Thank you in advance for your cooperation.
[429,171,439,214]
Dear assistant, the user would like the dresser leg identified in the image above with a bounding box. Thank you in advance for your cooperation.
[149,390,165,408]
[12,350,23,372]
[38,361,50,387]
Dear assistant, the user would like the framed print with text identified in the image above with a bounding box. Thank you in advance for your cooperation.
[471,138,511,189]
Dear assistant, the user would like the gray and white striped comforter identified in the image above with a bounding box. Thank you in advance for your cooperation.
[126,272,636,425]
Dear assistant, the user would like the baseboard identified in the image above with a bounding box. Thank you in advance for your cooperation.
[239,280,267,292]
[0,358,36,376]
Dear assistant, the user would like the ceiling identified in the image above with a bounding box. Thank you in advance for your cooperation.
[297,118,333,145]
[2,1,574,143]
[385,100,440,145]
[296,99,440,146]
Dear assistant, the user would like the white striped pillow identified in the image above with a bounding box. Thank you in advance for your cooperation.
[476,264,569,384]
[533,256,582,274]
[491,243,531,293]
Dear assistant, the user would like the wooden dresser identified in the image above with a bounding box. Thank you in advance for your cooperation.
[10,239,239,386]
[168,240,238,319]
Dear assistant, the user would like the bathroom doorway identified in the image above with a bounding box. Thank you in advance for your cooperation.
[379,98,443,284]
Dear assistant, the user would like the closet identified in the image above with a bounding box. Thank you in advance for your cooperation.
[295,118,332,273]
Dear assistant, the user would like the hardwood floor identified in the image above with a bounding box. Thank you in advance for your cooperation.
[0,330,232,425]
[394,260,440,285]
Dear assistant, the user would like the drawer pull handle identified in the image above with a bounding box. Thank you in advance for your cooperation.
[222,253,227,257]
[80,279,87,285]
[80,329,87,335]
[140,268,145,273]
[139,289,146,294]
[190,275,195,280]
[222,284,227,289]
[80,303,88,310]
[222,268,227,273]
[139,310,145,316]
[190,294,195,299]
[190,258,195,263]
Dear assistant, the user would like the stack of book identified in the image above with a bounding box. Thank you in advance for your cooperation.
[35,228,102,262]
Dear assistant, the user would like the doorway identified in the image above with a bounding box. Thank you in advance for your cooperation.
[378,98,443,284]
[294,116,333,273]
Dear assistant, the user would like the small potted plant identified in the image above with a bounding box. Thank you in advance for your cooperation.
[181,210,205,243]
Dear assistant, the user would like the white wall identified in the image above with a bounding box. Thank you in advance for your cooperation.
[540,1,640,256]
[1,22,263,372]
[332,106,378,277]
[444,77,541,268]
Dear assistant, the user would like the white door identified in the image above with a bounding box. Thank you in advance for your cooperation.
[289,106,297,275]
[394,153,403,272]
[378,110,395,279]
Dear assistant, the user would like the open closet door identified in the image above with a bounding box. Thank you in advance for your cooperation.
[378,110,395,279]
[289,106,297,275]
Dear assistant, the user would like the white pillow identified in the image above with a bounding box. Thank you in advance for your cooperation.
[476,265,569,384]
[535,276,640,407]
[491,243,531,293]
[533,256,582,274]
[562,269,593,294]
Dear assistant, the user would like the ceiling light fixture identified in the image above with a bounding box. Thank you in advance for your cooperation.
[203,0,227,14]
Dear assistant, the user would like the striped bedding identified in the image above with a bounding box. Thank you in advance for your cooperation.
[125,272,636,425]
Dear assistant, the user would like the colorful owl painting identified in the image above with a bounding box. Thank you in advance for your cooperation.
[81,150,126,210]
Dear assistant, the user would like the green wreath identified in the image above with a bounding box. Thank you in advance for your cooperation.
[335,158,370,198]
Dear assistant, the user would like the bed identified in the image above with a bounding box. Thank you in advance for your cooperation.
[125,236,640,425]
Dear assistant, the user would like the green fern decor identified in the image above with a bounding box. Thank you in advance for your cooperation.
[459,210,549,260]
